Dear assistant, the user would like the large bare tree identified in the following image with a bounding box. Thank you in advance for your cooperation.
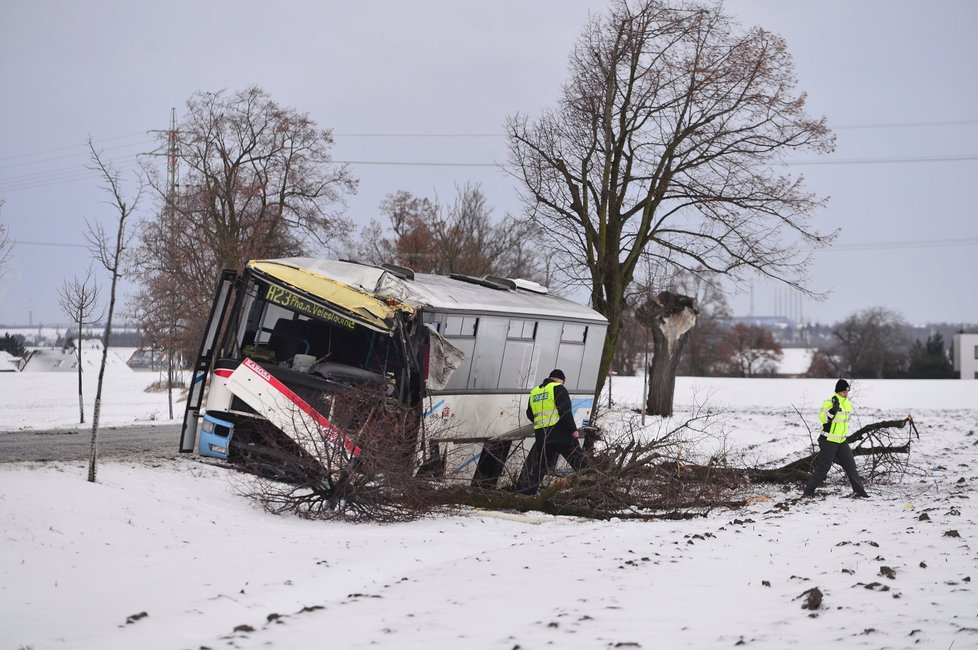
[86,139,141,483]
[57,266,102,424]
[137,87,357,361]
[507,0,834,414]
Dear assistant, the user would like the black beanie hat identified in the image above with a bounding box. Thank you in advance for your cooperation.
[550,369,566,381]
[835,379,850,393]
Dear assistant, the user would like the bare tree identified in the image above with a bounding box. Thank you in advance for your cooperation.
[85,138,141,483]
[57,266,102,423]
[672,271,732,376]
[831,307,912,378]
[353,185,543,281]
[716,322,783,377]
[354,186,537,278]
[353,190,439,270]
[137,87,357,362]
[507,0,834,414]
[131,190,194,419]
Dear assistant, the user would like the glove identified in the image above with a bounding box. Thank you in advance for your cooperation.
[827,396,840,418]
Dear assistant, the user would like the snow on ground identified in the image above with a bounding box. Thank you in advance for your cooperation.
[2,360,977,649]
[776,347,814,375]
[0,347,184,431]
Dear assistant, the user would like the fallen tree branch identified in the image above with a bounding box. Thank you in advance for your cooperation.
[846,417,913,445]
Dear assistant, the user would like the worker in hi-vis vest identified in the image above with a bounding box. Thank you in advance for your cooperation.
[515,369,588,494]
[803,379,868,498]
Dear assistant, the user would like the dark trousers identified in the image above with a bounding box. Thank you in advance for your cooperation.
[515,430,588,494]
[804,435,866,495]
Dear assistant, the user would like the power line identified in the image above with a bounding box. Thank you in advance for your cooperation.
[831,118,978,130]
[788,154,978,166]
[0,139,153,172]
[334,132,502,138]
[822,237,978,252]
[334,159,504,168]
[2,122,976,192]
[0,161,142,193]
[0,131,150,163]
[334,119,978,136]
[4,117,975,162]
[9,236,977,252]
[10,240,88,249]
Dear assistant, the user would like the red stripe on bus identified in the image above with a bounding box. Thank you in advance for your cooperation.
[241,358,361,457]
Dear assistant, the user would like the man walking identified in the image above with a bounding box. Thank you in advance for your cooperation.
[803,379,868,498]
[515,369,588,494]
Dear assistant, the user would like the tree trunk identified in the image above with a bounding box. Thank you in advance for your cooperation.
[591,273,626,419]
[646,326,692,416]
[167,318,174,420]
[641,292,697,417]
[76,314,84,424]
[89,322,112,483]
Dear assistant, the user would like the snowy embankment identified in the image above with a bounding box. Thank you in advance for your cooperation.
[1,365,977,649]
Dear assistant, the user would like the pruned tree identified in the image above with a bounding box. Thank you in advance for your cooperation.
[352,185,544,282]
[637,291,698,416]
[620,267,732,380]
[137,87,357,363]
[57,266,102,424]
[716,322,783,377]
[85,138,141,483]
[506,0,834,414]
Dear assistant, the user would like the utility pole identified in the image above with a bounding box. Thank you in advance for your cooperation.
[147,108,181,418]
[164,108,179,419]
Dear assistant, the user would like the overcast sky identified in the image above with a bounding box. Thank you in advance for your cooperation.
[1,0,976,329]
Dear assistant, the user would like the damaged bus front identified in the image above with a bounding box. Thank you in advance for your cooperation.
[180,258,607,486]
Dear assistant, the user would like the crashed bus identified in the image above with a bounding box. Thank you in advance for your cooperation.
[180,258,607,486]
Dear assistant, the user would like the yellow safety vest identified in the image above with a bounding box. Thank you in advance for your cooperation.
[819,393,853,443]
[529,381,561,430]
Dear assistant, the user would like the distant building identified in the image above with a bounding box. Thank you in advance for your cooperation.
[127,348,167,370]
[0,351,21,372]
[952,333,978,380]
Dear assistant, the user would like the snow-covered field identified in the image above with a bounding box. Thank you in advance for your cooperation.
[0,347,184,431]
[1,358,976,649]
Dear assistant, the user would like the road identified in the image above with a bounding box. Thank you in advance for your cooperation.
[0,424,182,463]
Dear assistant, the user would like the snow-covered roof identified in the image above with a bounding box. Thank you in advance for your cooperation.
[253,258,607,326]
[0,351,19,372]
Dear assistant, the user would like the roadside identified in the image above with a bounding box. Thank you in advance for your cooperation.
[0,423,181,463]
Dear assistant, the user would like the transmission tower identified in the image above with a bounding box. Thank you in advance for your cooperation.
[146,108,182,419]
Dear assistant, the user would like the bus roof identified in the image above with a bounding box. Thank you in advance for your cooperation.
[248,258,606,329]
